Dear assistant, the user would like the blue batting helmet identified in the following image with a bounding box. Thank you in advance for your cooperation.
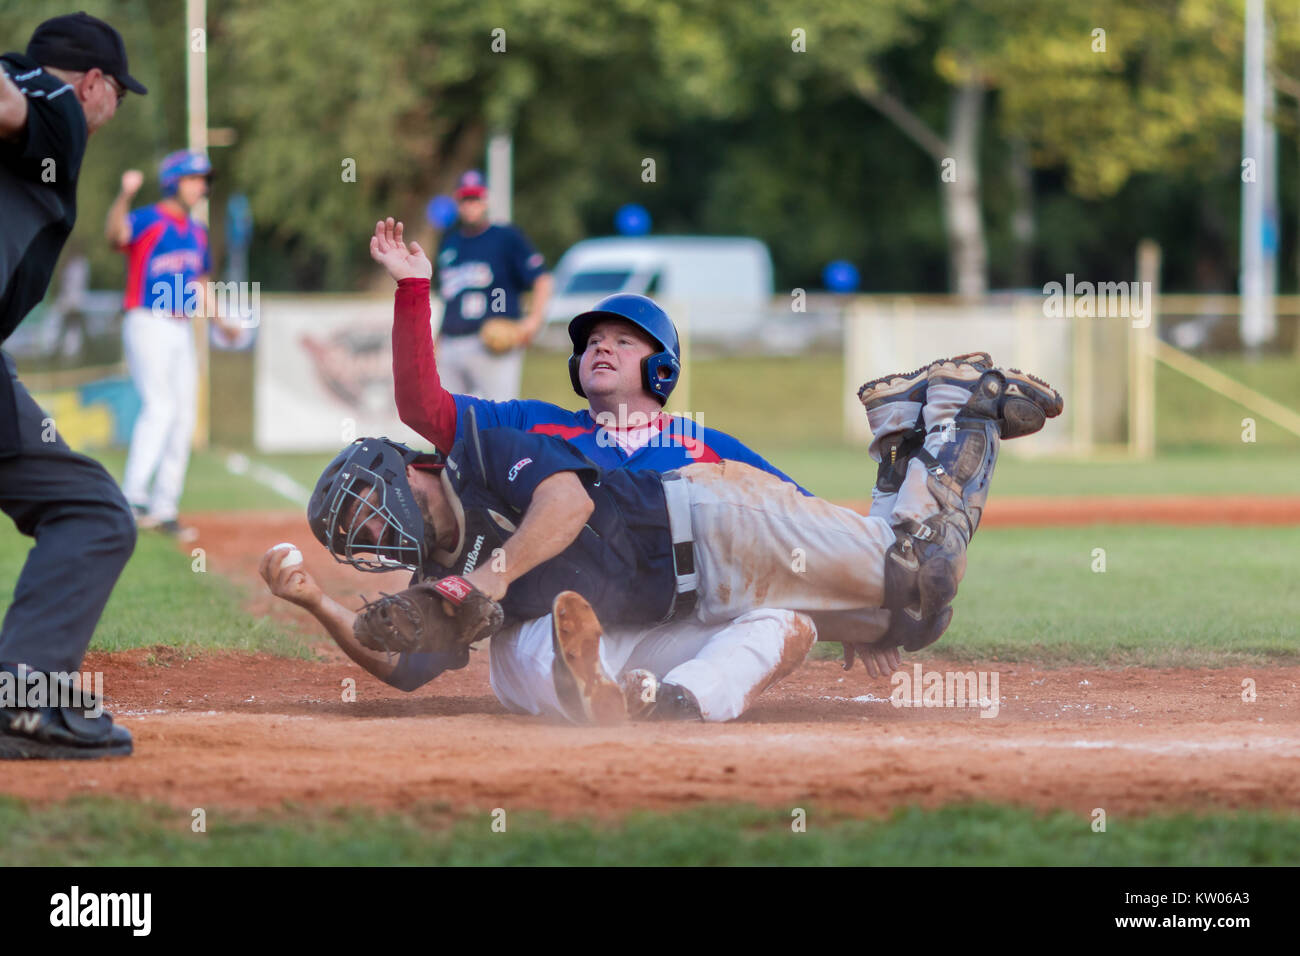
[568,294,681,405]
[158,149,212,197]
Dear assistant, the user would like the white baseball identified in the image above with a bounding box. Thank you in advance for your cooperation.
[271,542,303,571]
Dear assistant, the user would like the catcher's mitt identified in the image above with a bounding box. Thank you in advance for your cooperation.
[479,318,524,355]
[353,575,505,655]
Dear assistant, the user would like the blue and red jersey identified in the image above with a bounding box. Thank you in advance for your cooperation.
[119,202,210,313]
[392,277,803,482]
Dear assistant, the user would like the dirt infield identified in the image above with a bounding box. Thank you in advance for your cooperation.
[5,648,1295,818]
[3,507,1296,819]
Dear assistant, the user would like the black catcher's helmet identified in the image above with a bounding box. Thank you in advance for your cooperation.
[307,437,443,572]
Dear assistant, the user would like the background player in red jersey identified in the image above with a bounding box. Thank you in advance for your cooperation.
[106,149,234,539]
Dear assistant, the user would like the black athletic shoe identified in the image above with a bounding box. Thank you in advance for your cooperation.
[616,671,704,721]
[998,368,1065,439]
[0,665,133,760]
[0,706,133,760]
[646,681,703,721]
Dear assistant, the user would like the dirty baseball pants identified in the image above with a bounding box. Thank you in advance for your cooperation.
[678,460,908,623]
[121,308,197,522]
[0,351,137,674]
[490,607,816,723]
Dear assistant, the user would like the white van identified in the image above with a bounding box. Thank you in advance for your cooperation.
[544,236,774,342]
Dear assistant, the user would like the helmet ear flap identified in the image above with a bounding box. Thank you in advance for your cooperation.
[568,352,586,399]
[641,351,680,405]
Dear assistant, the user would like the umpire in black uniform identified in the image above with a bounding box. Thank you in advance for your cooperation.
[0,13,146,758]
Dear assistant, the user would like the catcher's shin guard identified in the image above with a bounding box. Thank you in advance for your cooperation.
[880,383,1003,645]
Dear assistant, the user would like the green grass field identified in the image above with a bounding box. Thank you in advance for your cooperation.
[4,798,1297,866]
[811,525,1300,667]
[0,516,308,657]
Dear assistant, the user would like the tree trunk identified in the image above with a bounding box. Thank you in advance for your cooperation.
[942,79,987,298]
[1008,137,1035,288]
[853,74,989,297]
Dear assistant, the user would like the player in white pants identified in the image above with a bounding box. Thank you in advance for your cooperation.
[258,541,824,724]
[106,151,220,537]
[433,334,525,404]
[490,608,817,723]
[120,307,196,528]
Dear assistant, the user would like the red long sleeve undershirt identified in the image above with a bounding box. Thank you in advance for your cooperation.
[392,277,458,449]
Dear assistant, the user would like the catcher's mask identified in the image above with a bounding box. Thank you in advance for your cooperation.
[307,438,445,572]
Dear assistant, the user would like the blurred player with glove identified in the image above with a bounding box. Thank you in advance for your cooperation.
[432,171,553,400]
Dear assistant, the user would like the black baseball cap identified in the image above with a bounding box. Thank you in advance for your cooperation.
[26,11,147,95]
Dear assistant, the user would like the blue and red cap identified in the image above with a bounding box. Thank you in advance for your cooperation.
[454,170,487,200]
[158,150,212,197]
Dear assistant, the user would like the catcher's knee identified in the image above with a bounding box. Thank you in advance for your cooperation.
[880,534,960,651]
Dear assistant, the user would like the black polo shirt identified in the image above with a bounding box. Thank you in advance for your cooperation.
[417,427,678,627]
[0,52,87,344]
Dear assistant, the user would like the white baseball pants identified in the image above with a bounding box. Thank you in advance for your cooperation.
[489,607,816,723]
[121,308,197,522]
[436,334,525,402]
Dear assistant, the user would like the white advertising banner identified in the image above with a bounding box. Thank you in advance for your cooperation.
[254,294,443,452]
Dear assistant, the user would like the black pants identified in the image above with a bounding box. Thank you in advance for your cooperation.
[0,350,136,674]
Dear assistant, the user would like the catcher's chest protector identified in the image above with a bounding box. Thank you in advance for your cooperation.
[424,498,518,580]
